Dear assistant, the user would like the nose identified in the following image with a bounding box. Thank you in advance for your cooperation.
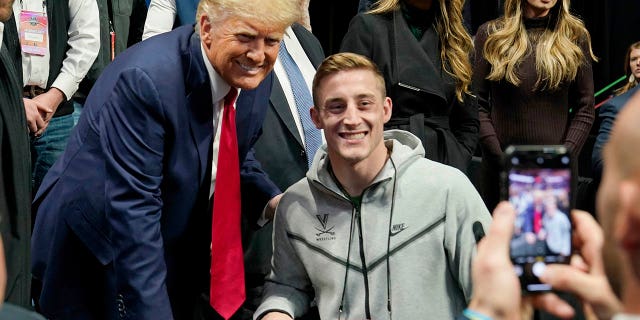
[342,103,361,126]
[246,40,266,64]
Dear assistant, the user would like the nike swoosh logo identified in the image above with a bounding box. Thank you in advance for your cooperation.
[390,226,408,236]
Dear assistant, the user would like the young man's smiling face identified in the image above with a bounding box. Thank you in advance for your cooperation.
[311,68,392,167]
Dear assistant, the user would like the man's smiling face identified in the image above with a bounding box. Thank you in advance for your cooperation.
[200,13,284,89]
[311,68,392,167]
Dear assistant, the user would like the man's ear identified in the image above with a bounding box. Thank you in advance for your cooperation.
[382,97,392,123]
[615,181,640,251]
[199,14,212,45]
[310,106,322,129]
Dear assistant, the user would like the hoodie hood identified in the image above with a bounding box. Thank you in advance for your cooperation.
[306,129,425,196]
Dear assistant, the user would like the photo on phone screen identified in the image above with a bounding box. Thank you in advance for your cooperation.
[505,151,572,293]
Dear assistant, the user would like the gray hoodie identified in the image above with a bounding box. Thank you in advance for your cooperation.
[255,130,492,319]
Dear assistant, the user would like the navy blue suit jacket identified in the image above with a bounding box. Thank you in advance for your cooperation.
[31,25,279,319]
[592,85,640,180]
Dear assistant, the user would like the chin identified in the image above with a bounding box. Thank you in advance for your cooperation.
[230,75,267,90]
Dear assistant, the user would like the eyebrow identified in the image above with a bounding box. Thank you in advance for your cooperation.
[323,93,375,104]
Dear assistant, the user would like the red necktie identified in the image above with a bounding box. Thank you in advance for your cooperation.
[210,88,245,319]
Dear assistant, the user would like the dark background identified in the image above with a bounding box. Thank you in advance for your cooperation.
[308,0,640,213]
[309,0,640,105]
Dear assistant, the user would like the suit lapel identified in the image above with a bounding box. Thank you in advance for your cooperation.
[292,23,324,68]
[184,32,214,185]
[270,73,304,146]
[391,9,446,102]
[269,24,324,148]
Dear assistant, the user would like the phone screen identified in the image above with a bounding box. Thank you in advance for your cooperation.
[508,167,572,292]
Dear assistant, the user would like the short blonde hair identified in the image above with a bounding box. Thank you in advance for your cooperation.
[312,52,386,107]
[195,0,300,33]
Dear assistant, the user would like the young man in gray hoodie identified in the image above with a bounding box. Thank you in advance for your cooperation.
[255,52,492,320]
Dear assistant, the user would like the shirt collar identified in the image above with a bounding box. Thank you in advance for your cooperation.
[200,42,233,105]
[0,22,4,49]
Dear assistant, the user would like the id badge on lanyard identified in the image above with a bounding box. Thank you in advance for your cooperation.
[19,10,48,56]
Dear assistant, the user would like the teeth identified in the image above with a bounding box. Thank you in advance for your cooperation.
[239,64,259,72]
[343,132,365,139]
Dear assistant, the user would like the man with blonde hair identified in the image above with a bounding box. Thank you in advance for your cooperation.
[31,0,298,319]
[255,52,491,320]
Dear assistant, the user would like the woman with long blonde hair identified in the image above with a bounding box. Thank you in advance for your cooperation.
[473,0,596,210]
[340,0,479,173]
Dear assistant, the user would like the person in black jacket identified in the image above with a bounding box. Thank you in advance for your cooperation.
[0,0,32,308]
[341,0,479,173]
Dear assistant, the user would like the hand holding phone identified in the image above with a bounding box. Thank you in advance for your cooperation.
[502,145,573,293]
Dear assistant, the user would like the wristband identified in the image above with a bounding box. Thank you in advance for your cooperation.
[463,308,493,320]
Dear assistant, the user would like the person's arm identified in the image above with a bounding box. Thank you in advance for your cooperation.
[28,0,99,135]
[253,193,313,320]
[444,169,493,300]
[142,0,176,40]
[564,36,595,157]
[241,146,282,224]
[592,100,618,180]
[472,24,503,161]
[238,73,282,225]
[49,0,100,103]
[103,68,173,318]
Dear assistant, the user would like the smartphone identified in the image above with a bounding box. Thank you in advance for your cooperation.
[501,145,573,293]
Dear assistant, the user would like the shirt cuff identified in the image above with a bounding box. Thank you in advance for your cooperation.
[51,72,80,100]
[257,204,270,227]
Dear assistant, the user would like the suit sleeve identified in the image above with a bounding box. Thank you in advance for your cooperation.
[472,24,503,161]
[564,36,595,158]
[592,100,618,180]
[240,74,281,225]
[100,67,173,319]
[444,170,492,300]
[254,194,313,319]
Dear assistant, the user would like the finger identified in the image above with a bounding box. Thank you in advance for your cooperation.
[481,201,516,253]
[32,99,54,113]
[571,210,605,274]
[540,264,604,302]
[27,117,38,133]
[530,293,575,319]
[569,254,589,273]
[36,120,48,136]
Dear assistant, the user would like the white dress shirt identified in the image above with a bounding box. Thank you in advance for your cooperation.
[13,0,99,99]
[142,0,176,40]
[0,22,4,48]
[200,43,241,199]
[273,26,324,147]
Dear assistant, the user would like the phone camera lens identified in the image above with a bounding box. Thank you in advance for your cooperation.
[536,157,544,164]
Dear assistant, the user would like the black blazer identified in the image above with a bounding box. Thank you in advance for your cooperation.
[341,10,479,172]
[254,23,325,192]
[0,25,32,307]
